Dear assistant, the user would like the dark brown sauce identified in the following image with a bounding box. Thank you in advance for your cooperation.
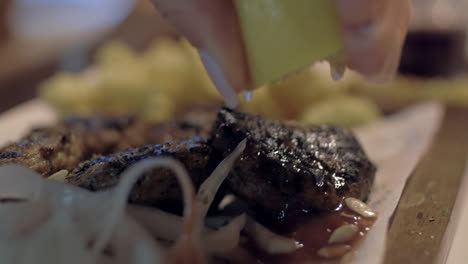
[243,201,376,264]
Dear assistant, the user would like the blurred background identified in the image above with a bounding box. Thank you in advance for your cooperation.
[0,0,468,127]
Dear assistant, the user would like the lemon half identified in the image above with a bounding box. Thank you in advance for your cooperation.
[234,0,342,88]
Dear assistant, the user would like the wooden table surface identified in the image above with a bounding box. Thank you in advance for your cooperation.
[385,106,468,263]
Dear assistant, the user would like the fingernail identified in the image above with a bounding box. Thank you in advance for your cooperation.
[198,50,239,108]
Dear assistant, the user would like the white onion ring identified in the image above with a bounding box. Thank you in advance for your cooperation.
[0,139,300,263]
[92,158,195,255]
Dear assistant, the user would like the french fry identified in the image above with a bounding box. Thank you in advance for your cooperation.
[299,95,382,128]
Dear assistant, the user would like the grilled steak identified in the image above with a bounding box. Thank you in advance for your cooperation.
[66,138,211,209]
[210,108,376,222]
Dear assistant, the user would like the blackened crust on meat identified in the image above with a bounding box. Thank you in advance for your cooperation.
[0,115,148,176]
[210,107,376,222]
[147,109,216,143]
[66,137,211,209]
[0,109,216,177]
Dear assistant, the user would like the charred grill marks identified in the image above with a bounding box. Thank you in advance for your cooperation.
[0,110,216,176]
[67,138,211,209]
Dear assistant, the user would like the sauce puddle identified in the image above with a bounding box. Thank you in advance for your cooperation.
[244,200,376,264]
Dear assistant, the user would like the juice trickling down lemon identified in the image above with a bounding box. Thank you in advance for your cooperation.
[234,0,343,88]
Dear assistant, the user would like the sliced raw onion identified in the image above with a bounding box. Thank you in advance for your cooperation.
[244,216,303,254]
[196,139,246,219]
[205,214,246,255]
[163,140,247,264]
[92,158,195,255]
[0,139,252,264]
[0,164,43,201]
[0,201,51,239]
[0,164,162,264]
[128,205,183,242]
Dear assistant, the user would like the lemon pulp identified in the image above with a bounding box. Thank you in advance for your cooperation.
[234,0,342,88]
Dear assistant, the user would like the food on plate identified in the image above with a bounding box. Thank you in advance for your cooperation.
[0,108,217,177]
[0,107,376,263]
[67,138,211,210]
[39,38,222,122]
[150,105,218,142]
[243,67,347,119]
[0,142,250,264]
[39,38,382,128]
[63,108,375,225]
[0,115,147,176]
[298,95,382,127]
[210,108,375,222]
[41,37,468,131]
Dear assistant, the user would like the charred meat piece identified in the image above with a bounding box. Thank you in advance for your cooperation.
[66,138,211,209]
[0,109,216,177]
[210,108,376,222]
[0,115,147,176]
[147,108,217,143]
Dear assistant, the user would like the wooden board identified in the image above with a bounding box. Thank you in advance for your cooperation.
[384,106,468,263]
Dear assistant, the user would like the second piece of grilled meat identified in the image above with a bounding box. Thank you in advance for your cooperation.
[66,137,211,210]
[0,108,216,177]
[0,115,147,176]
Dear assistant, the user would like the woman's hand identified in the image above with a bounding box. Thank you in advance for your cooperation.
[151,0,411,105]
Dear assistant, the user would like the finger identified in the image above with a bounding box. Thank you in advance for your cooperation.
[150,0,250,98]
[338,0,411,80]
[344,32,404,82]
[342,24,396,80]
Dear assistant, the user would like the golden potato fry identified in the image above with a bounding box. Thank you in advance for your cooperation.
[141,92,176,123]
[95,41,138,68]
[240,86,288,120]
[143,38,193,106]
[299,95,382,128]
[39,72,100,116]
[41,37,389,129]
[97,61,151,113]
[267,66,347,118]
